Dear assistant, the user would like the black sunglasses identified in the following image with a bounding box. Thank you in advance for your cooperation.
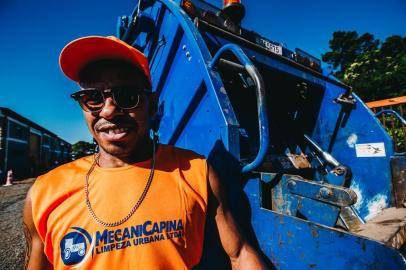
[71,87,149,112]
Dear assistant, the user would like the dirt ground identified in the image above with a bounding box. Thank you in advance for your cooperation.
[0,179,34,270]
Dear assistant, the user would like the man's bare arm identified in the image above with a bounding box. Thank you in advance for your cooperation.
[23,187,51,270]
[207,165,268,270]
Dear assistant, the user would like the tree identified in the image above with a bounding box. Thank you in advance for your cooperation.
[323,32,406,101]
[71,140,96,159]
[322,31,379,79]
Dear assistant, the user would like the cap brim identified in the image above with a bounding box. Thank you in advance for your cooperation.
[59,36,151,84]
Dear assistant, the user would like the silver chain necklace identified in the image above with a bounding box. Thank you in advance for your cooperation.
[84,139,156,227]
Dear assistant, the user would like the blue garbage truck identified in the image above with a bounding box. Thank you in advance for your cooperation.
[116,0,406,268]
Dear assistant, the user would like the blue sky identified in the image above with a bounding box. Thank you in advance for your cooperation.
[1,0,405,143]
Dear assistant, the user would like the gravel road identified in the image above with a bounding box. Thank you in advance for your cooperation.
[0,179,34,270]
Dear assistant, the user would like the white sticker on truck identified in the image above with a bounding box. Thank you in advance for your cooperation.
[355,143,386,157]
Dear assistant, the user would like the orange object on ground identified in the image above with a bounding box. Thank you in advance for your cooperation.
[31,144,208,269]
[3,170,13,186]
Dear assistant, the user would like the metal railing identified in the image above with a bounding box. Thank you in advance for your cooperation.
[366,96,406,153]
[209,43,269,173]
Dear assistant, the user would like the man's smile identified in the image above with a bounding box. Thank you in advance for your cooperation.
[95,122,137,142]
[101,127,130,134]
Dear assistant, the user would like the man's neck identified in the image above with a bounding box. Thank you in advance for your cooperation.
[97,139,154,168]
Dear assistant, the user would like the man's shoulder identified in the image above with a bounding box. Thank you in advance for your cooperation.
[156,144,207,173]
[159,144,205,161]
[34,156,93,187]
[41,155,93,176]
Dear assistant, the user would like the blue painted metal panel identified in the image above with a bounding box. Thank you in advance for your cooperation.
[175,86,224,155]
[312,84,395,221]
[139,0,239,146]
[245,178,406,270]
[156,35,207,143]
[146,6,184,93]
[264,173,356,226]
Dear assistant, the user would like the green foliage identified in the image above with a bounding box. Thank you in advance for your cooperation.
[322,32,406,101]
[386,126,405,151]
[71,140,96,158]
[378,114,405,152]
[322,31,379,79]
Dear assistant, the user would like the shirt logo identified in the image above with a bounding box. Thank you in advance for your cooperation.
[59,219,184,266]
[60,227,94,267]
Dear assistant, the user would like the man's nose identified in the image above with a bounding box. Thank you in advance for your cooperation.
[98,97,123,119]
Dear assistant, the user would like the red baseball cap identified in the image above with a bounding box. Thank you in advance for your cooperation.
[59,36,151,85]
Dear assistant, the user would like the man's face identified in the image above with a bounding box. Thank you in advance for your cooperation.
[78,62,155,159]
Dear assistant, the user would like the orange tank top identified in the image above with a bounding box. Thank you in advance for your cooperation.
[31,144,208,269]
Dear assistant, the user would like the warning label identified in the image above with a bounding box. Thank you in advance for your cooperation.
[355,143,386,157]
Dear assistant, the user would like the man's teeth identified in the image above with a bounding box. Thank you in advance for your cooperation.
[105,128,129,134]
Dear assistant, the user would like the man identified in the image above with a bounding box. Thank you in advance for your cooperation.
[23,36,267,269]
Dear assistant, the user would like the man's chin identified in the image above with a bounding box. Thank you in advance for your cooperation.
[99,142,134,158]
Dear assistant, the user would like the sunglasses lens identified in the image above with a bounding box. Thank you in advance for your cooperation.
[81,90,104,111]
[114,87,141,109]
[72,87,144,112]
